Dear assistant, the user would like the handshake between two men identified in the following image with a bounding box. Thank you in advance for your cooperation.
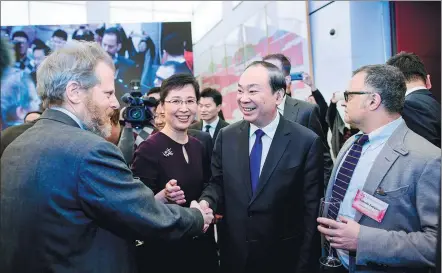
[155,179,214,232]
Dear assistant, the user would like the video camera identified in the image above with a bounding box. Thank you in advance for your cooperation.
[121,80,158,129]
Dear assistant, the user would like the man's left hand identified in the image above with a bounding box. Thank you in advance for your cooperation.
[317,216,360,251]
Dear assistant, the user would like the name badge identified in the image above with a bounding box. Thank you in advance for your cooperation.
[352,189,389,223]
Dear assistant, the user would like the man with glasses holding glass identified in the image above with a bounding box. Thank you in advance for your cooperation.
[317,64,440,273]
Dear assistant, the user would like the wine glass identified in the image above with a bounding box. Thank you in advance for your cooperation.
[318,197,342,268]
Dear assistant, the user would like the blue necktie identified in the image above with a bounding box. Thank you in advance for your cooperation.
[325,134,369,253]
[205,125,211,133]
[250,129,265,194]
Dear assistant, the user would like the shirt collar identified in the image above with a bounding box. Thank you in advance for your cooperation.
[277,95,287,114]
[249,113,280,140]
[356,117,404,145]
[50,106,85,129]
[405,86,426,96]
[202,116,220,129]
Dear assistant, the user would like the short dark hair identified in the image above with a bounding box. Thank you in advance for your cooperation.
[163,60,192,74]
[24,110,42,120]
[12,31,29,42]
[103,27,121,44]
[353,64,406,113]
[31,38,46,48]
[163,33,184,57]
[263,53,291,76]
[52,29,68,41]
[95,25,105,37]
[33,44,50,56]
[160,73,200,103]
[148,87,161,96]
[386,51,428,84]
[245,61,286,94]
[200,88,222,106]
[72,28,95,42]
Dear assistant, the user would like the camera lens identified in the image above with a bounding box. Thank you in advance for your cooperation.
[129,108,143,120]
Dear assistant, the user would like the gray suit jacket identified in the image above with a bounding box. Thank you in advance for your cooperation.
[0,109,204,273]
[324,121,440,273]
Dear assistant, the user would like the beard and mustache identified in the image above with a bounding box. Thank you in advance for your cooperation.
[82,97,113,139]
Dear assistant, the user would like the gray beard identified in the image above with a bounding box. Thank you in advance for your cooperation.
[83,105,112,138]
[84,118,112,138]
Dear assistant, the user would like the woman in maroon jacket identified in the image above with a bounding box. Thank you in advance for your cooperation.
[132,74,218,273]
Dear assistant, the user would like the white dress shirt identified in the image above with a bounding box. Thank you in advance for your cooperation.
[335,117,404,268]
[249,113,280,176]
[405,86,426,96]
[202,116,220,138]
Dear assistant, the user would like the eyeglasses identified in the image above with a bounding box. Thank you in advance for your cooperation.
[343,91,374,102]
[164,99,197,106]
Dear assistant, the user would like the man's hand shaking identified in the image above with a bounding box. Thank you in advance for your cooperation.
[190,200,213,232]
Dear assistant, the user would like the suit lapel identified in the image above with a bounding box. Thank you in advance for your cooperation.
[354,123,409,223]
[249,117,291,205]
[238,121,253,200]
[213,121,222,140]
[283,96,300,122]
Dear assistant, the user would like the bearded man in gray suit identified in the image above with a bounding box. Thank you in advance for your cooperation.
[1,41,213,273]
[317,64,440,273]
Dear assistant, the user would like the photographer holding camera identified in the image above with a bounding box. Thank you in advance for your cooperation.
[117,82,158,165]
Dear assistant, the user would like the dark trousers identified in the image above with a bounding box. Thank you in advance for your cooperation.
[136,227,219,273]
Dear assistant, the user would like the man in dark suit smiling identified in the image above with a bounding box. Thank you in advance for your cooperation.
[199,61,323,273]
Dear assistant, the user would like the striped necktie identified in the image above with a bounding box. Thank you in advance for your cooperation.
[327,134,369,219]
[325,134,369,254]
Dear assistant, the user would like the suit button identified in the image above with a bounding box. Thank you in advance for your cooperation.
[248,212,252,217]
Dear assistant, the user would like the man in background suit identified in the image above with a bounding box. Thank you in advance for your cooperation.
[1,119,36,157]
[199,61,323,273]
[317,64,440,273]
[190,87,229,144]
[102,27,139,102]
[387,51,441,148]
[263,53,333,187]
[0,111,42,157]
[0,41,213,273]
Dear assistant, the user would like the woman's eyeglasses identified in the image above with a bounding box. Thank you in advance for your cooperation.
[164,99,197,106]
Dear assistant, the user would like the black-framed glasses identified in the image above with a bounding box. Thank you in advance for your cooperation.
[343,91,374,102]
